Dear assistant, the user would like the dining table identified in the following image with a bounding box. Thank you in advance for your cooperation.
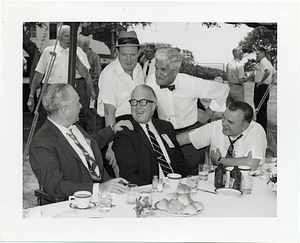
[24,172,277,218]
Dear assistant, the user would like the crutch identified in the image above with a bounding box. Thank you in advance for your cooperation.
[23,23,63,164]
[255,82,275,115]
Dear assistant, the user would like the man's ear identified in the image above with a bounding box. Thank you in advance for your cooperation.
[243,121,250,131]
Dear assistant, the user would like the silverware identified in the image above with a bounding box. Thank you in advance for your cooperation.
[197,188,216,194]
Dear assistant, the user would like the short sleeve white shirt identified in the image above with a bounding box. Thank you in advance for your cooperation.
[254,57,277,85]
[226,58,245,85]
[36,45,90,84]
[97,58,144,117]
[142,58,156,83]
[146,73,229,129]
[189,119,267,165]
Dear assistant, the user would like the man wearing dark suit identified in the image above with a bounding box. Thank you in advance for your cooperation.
[113,85,192,186]
[29,83,133,200]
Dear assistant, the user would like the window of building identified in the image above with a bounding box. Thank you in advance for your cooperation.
[49,24,57,40]
[28,25,36,38]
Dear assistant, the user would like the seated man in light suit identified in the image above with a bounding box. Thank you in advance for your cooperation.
[176,101,267,171]
[29,83,133,200]
[113,85,193,186]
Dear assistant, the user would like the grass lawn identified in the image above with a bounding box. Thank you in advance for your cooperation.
[22,81,277,209]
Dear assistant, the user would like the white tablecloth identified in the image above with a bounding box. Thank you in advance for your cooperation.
[24,173,277,218]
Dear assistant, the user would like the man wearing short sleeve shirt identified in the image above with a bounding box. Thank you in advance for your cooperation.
[254,47,277,132]
[97,31,144,176]
[147,48,229,174]
[177,101,267,171]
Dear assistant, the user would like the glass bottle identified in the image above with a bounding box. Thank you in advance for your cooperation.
[152,175,158,190]
[157,178,163,192]
[214,163,225,188]
[230,166,242,190]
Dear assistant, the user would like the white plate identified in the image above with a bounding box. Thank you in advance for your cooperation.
[69,202,97,211]
[154,201,204,217]
[214,188,243,198]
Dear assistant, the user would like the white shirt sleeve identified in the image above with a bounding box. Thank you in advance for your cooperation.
[189,122,215,149]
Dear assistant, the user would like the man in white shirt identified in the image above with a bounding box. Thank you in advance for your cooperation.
[226,47,255,105]
[97,31,144,176]
[177,101,267,171]
[254,47,277,132]
[142,44,156,83]
[147,48,230,174]
[29,83,133,200]
[27,25,95,131]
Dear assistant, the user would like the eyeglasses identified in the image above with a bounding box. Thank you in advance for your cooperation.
[129,99,154,106]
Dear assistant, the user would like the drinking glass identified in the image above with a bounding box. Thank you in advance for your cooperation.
[198,164,209,181]
[98,191,112,212]
[126,184,138,204]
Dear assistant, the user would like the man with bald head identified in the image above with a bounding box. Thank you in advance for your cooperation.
[226,47,255,105]
[113,85,192,186]
[27,25,95,131]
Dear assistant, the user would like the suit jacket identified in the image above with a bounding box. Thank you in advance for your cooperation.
[112,118,192,186]
[29,119,112,200]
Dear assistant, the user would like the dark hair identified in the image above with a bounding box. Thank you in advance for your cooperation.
[257,46,267,56]
[228,101,254,123]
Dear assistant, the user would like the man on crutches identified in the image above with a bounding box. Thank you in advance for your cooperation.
[253,47,277,133]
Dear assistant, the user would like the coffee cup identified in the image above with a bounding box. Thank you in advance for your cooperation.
[69,191,92,209]
[166,173,182,188]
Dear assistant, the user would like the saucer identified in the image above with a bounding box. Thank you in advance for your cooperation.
[69,202,97,211]
[214,188,243,198]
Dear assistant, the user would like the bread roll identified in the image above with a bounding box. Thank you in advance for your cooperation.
[156,198,169,211]
[177,184,191,194]
[177,194,193,206]
[165,192,178,200]
[181,204,197,215]
[167,199,183,214]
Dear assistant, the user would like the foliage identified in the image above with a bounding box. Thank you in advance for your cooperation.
[238,26,277,70]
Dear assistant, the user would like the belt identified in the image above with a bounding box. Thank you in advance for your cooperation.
[175,122,198,133]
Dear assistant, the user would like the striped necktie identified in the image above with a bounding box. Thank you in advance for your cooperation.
[67,128,101,181]
[146,124,174,176]
[226,134,243,158]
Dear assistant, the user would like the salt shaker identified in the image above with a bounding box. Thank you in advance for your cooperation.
[152,175,158,190]
[157,178,163,192]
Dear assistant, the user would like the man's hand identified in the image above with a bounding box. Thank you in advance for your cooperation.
[211,148,222,165]
[197,107,214,125]
[112,120,134,133]
[99,178,129,194]
[27,97,35,113]
[105,147,117,167]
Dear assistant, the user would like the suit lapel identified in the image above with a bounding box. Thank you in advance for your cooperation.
[152,119,171,154]
[132,119,156,156]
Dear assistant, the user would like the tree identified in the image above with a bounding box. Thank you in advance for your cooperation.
[238,26,277,70]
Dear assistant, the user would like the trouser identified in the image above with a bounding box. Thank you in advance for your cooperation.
[226,84,244,106]
[254,84,269,133]
[175,122,206,175]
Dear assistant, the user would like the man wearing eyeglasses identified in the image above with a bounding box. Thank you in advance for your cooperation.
[112,85,193,186]
[176,101,267,171]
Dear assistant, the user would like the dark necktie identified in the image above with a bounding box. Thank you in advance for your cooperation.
[145,60,151,76]
[67,128,101,181]
[160,84,175,91]
[146,124,174,176]
[226,134,243,158]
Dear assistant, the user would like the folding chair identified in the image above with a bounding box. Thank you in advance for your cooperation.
[34,183,60,206]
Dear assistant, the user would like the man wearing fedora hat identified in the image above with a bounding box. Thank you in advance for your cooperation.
[97,30,144,177]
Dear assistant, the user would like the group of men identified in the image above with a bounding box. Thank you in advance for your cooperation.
[28,28,270,200]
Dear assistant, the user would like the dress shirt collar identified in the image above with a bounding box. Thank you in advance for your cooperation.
[115,58,141,77]
[47,117,74,137]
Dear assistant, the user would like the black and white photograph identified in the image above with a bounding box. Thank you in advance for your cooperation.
[1,1,299,242]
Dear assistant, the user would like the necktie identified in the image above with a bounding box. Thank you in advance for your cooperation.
[67,128,101,181]
[145,60,151,76]
[160,84,175,91]
[146,124,174,176]
[226,134,243,158]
